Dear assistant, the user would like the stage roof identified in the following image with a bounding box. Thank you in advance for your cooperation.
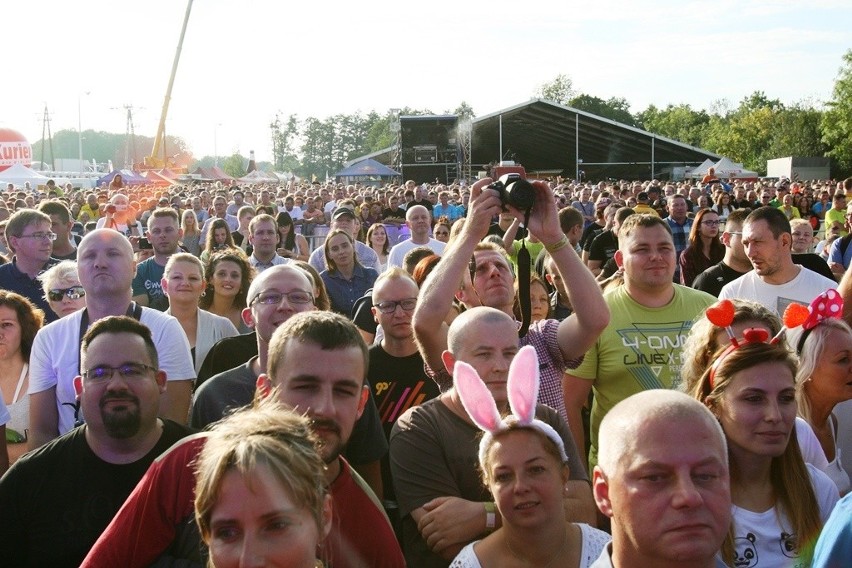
[350,99,723,180]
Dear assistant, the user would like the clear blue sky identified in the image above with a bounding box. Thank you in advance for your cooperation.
[3,0,849,163]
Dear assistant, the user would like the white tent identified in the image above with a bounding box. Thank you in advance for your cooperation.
[712,157,758,179]
[687,158,716,178]
[237,170,280,184]
[0,163,51,187]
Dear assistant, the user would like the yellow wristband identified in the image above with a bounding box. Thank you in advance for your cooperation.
[544,235,570,254]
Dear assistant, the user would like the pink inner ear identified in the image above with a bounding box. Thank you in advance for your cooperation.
[454,361,501,432]
[507,345,539,423]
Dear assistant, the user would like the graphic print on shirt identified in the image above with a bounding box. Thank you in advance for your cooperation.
[616,320,694,390]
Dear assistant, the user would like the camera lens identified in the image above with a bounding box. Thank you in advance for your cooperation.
[505,178,535,210]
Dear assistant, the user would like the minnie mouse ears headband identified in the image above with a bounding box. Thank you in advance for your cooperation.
[453,345,568,467]
[705,291,844,388]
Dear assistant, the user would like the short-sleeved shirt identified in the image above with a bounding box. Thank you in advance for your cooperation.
[718,266,837,317]
[29,306,196,435]
[570,285,714,468]
[132,256,168,311]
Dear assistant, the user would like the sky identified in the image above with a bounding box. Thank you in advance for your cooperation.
[3,0,850,165]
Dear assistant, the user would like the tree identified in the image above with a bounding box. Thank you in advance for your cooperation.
[636,104,710,147]
[768,102,827,160]
[822,49,852,176]
[569,94,637,127]
[535,74,574,105]
[221,153,247,178]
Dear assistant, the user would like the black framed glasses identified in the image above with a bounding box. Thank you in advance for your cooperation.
[18,231,56,241]
[701,220,721,227]
[375,298,417,314]
[250,290,314,307]
[82,363,157,383]
[48,286,86,302]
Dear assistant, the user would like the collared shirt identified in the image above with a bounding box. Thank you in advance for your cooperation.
[665,215,693,282]
[0,257,59,322]
[248,253,289,273]
[321,264,379,317]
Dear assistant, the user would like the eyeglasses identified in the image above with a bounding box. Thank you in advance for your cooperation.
[48,286,86,302]
[727,231,743,236]
[82,363,156,383]
[375,298,417,314]
[18,231,56,241]
[701,220,721,226]
[250,290,314,307]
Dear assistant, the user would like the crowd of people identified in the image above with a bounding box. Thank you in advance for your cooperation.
[0,171,851,567]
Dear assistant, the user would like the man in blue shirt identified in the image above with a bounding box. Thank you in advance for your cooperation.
[663,194,693,283]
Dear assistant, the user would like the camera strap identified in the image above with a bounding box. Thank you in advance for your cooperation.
[517,208,532,338]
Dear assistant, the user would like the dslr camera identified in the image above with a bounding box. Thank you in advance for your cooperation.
[487,163,535,211]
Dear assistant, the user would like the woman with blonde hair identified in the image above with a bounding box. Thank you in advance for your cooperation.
[795,290,852,495]
[194,397,331,568]
[180,209,202,257]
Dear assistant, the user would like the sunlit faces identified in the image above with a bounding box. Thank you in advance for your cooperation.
[75,331,166,440]
[162,260,205,304]
[742,220,787,278]
[433,225,450,243]
[211,260,243,301]
[371,276,418,343]
[714,361,797,459]
[485,429,567,529]
[46,277,86,318]
[468,249,515,309]
[698,212,720,239]
[77,230,136,297]
[448,315,518,406]
[791,226,814,254]
[326,233,355,272]
[246,268,315,344]
[806,327,852,409]
[369,225,387,248]
[615,224,676,290]
[147,216,182,255]
[213,227,229,246]
[595,415,730,565]
[250,220,279,257]
[529,280,549,322]
[268,341,367,466]
[207,466,330,568]
[0,305,23,360]
[11,220,53,264]
[406,207,431,238]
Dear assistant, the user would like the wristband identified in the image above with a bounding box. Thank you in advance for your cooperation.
[484,501,496,530]
[544,235,570,254]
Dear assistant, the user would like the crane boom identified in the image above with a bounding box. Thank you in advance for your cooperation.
[144,0,193,169]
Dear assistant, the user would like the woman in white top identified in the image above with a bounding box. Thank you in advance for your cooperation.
[163,253,239,375]
[795,293,852,496]
[451,347,609,568]
[689,334,839,568]
[0,291,44,464]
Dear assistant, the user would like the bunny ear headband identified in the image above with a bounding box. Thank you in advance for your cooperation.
[705,291,843,388]
[453,345,568,467]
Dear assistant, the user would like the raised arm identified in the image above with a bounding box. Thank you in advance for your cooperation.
[413,178,501,373]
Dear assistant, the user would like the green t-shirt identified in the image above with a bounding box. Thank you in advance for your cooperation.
[509,240,545,274]
[571,284,715,468]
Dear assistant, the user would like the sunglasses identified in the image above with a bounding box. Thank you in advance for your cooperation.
[48,286,86,302]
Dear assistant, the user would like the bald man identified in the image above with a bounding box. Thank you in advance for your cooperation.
[387,205,446,268]
[592,390,731,568]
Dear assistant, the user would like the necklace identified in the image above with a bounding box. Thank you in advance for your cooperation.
[504,525,569,567]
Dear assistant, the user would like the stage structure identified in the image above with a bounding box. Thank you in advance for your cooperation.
[395,115,461,184]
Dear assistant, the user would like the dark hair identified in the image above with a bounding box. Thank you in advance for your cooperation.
[0,291,44,360]
[745,206,791,239]
[37,201,71,224]
[559,206,584,233]
[204,218,236,254]
[81,315,158,369]
[402,246,437,275]
[199,250,254,310]
[686,208,725,257]
[276,211,296,251]
[366,223,390,256]
[267,311,368,385]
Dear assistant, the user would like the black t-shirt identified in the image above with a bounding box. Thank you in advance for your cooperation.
[0,420,193,568]
[692,261,747,297]
[408,199,433,212]
[792,253,835,281]
[580,222,604,252]
[381,207,406,221]
[367,344,439,501]
[588,230,618,264]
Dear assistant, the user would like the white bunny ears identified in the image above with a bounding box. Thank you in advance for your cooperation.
[454,345,569,467]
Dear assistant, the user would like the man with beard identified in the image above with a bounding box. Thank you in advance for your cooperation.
[83,312,404,568]
[28,229,195,448]
[0,316,194,568]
